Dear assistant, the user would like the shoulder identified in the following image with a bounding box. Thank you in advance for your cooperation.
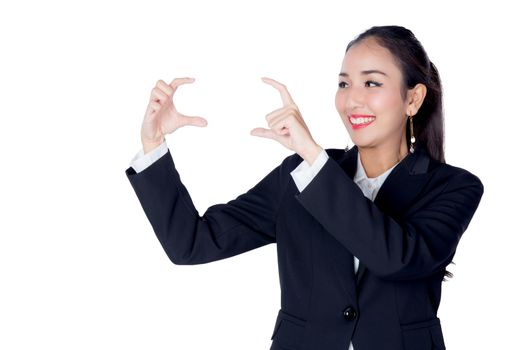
[423,156,484,208]
[429,157,483,190]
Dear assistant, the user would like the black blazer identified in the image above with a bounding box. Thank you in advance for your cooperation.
[125,144,484,350]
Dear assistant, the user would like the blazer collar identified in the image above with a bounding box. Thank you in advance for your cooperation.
[336,145,433,285]
[338,144,431,179]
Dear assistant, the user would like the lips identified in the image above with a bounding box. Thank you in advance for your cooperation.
[348,114,376,129]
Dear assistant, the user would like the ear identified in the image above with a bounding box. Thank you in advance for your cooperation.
[406,83,427,116]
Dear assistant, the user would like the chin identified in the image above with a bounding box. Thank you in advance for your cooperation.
[348,134,376,149]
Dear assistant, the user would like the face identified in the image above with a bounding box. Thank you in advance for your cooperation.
[335,38,419,154]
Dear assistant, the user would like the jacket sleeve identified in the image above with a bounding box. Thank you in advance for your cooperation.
[125,149,292,265]
[294,157,484,281]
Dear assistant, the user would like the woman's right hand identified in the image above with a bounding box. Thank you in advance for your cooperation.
[141,77,208,153]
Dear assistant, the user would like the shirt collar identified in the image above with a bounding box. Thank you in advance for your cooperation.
[354,151,401,183]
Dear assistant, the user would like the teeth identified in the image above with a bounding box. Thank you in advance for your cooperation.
[350,116,375,125]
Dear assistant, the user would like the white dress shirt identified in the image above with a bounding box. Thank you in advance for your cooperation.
[129,141,400,350]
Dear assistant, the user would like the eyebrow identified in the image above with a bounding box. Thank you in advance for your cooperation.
[339,70,388,77]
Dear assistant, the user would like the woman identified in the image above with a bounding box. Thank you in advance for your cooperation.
[126,25,484,350]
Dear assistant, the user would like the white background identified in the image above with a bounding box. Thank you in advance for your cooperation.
[1,1,523,349]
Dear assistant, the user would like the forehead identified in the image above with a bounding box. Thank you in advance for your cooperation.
[341,38,400,78]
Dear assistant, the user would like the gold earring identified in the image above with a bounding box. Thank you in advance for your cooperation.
[409,114,416,153]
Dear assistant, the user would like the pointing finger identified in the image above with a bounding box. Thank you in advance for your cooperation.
[261,77,295,107]
[169,77,196,91]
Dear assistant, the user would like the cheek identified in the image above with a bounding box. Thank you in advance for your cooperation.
[334,93,343,112]
[368,89,401,114]
[335,92,348,115]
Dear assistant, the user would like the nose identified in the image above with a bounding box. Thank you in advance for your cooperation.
[342,86,365,113]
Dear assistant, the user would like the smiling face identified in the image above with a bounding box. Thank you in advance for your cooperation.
[335,37,413,154]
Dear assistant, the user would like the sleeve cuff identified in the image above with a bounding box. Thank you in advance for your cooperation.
[290,149,329,192]
[129,140,169,173]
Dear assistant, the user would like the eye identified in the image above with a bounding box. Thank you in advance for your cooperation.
[365,80,382,87]
[338,80,382,88]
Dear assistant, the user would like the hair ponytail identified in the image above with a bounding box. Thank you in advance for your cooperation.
[411,60,445,163]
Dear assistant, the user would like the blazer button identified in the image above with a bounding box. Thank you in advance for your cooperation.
[343,306,358,321]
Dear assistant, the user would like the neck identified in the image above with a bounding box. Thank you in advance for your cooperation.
[358,141,409,178]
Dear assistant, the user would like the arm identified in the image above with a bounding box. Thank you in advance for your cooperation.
[294,157,484,281]
[125,150,293,265]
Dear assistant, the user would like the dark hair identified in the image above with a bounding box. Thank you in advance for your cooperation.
[345,25,446,164]
[346,26,453,280]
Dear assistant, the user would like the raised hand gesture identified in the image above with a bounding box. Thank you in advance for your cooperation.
[250,77,322,165]
[141,78,207,153]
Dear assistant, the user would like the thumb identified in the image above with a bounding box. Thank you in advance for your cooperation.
[180,115,208,127]
[250,127,275,139]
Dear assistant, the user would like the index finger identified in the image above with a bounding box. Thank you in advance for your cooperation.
[169,77,196,90]
[261,77,295,107]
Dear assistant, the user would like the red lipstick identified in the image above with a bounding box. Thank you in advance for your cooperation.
[348,114,376,130]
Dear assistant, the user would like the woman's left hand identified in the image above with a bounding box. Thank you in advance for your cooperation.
[250,77,322,165]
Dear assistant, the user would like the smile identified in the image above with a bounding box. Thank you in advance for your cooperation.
[348,114,376,129]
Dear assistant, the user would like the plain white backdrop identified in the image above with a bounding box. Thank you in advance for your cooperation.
[1,0,523,349]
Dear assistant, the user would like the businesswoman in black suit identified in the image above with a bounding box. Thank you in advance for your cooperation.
[126,25,484,350]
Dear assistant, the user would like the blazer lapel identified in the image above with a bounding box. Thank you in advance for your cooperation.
[335,145,433,286]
